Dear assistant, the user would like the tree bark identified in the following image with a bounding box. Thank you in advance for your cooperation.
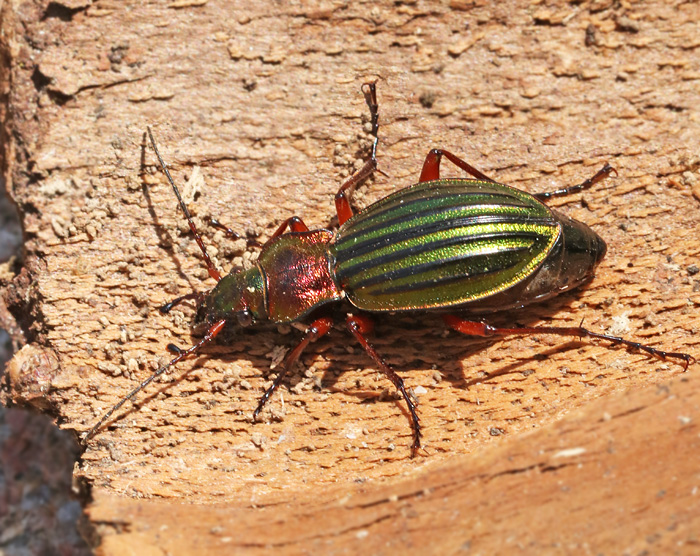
[1,0,698,553]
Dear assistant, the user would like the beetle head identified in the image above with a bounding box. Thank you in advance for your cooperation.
[195,266,267,329]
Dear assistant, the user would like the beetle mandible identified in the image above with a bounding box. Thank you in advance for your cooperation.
[84,82,693,455]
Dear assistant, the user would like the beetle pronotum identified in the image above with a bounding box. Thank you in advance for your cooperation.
[84,83,693,455]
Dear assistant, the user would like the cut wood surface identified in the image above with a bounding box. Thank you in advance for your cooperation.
[87,371,700,554]
[1,0,699,553]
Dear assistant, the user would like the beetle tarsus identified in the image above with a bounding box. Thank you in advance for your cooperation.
[160,292,200,314]
[600,335,695,370]
[534,163,617,200]
[361,81,379,134]
[209,217,263,249]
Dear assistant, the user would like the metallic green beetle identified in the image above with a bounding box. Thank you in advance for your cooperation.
[84,83,693,454]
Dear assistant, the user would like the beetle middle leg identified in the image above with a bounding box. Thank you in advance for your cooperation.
[345,313,423,456]
[253,316,334,420]
[442,315,695,369]
[335,81,380,226]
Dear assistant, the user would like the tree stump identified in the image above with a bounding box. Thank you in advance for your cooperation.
[1,1,698,553]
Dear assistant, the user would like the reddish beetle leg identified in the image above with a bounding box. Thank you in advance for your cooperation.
[209,218,263,249]
[419,148,497,183]
[346,313,423,456]
[335,81,380,226]
[443,315,695,370]
[253,82,424,454]
[253,317,334,419]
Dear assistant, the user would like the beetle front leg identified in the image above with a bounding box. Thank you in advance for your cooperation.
[160,292,202,314]
[443,315,694,370]
[335,82,380,226]
[419,149,497,183]
[255,216,311,250]
[253,317,333,420]
[345,313,423,456]
[209,218,263,248]
[212,216,309,250]
[267,216,309,239]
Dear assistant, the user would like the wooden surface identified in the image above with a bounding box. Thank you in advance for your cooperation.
[87,370,700,554]
[1,0,699,553]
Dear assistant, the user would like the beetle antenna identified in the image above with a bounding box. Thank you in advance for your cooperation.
[147,127,222,282]
[82,319,226,445]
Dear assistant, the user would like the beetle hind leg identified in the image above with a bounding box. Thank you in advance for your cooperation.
[443,315,694,370]
[345,313,423,457]
[533,163,618,201]
[418,149,497,183]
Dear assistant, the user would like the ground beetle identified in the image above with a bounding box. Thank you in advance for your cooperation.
[84,83,693,455]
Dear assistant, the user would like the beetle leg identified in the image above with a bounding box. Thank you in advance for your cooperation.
[160,292,202,314]
[335,82,380,226]
[345,313,423,456]
[442,315,695,370]
[419,149,497,183]
[259,216,310,249]
[211,215,309,250]
[253,317,334,420]
[270,216,309,236]
[209,218,263,248]
[534,163,618,201]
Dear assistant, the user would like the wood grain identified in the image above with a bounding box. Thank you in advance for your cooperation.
[1,0,698,552]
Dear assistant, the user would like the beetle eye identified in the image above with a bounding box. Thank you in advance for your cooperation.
[237,310,254,327]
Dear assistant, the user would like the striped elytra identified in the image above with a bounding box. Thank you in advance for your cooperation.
[332,179,561,311]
